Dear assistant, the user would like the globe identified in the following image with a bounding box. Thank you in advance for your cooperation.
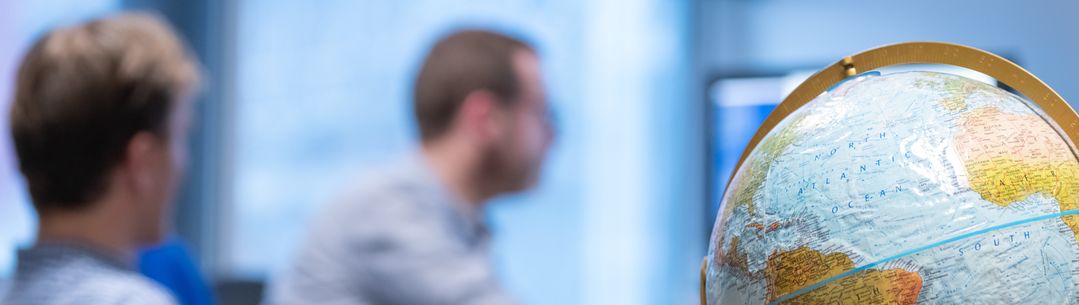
[705,70,1079,304]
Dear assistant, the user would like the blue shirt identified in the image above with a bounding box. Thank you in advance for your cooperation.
[265,155,518,305]
[139,238,217,305]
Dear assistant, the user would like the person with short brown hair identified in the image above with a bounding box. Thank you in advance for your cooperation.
[266,30,554,305]
[2,12,200,305]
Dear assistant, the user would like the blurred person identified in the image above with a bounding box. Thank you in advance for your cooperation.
[1,12,200,305]
[266,30,554,305]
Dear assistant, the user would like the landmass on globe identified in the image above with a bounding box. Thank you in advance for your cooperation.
[707,71,1079,304]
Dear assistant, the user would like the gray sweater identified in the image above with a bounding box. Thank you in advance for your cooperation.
[265,154,518,305]
[1,243,176,305]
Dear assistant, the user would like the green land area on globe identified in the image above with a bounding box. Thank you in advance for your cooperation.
[706,71,1079,304]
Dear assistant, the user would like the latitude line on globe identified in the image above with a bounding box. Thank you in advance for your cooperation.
[766,209,1079,305]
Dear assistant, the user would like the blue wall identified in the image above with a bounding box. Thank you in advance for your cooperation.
[697,0,1079,104]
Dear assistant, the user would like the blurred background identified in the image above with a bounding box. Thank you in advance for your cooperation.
[1,0,1078,305]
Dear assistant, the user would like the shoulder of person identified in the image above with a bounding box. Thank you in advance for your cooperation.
[324,160,436,219]
[58,270,178,305]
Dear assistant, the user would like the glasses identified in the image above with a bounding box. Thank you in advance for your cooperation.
[529,99,559,139]
[504,95,560,139]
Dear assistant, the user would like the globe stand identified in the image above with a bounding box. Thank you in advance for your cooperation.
[701,41,1079,305]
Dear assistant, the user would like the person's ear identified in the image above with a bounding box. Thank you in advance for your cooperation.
[123,131,160,195]
[459,90,501,143]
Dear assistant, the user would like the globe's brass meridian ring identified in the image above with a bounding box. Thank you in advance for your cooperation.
[702,41,1079,305]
